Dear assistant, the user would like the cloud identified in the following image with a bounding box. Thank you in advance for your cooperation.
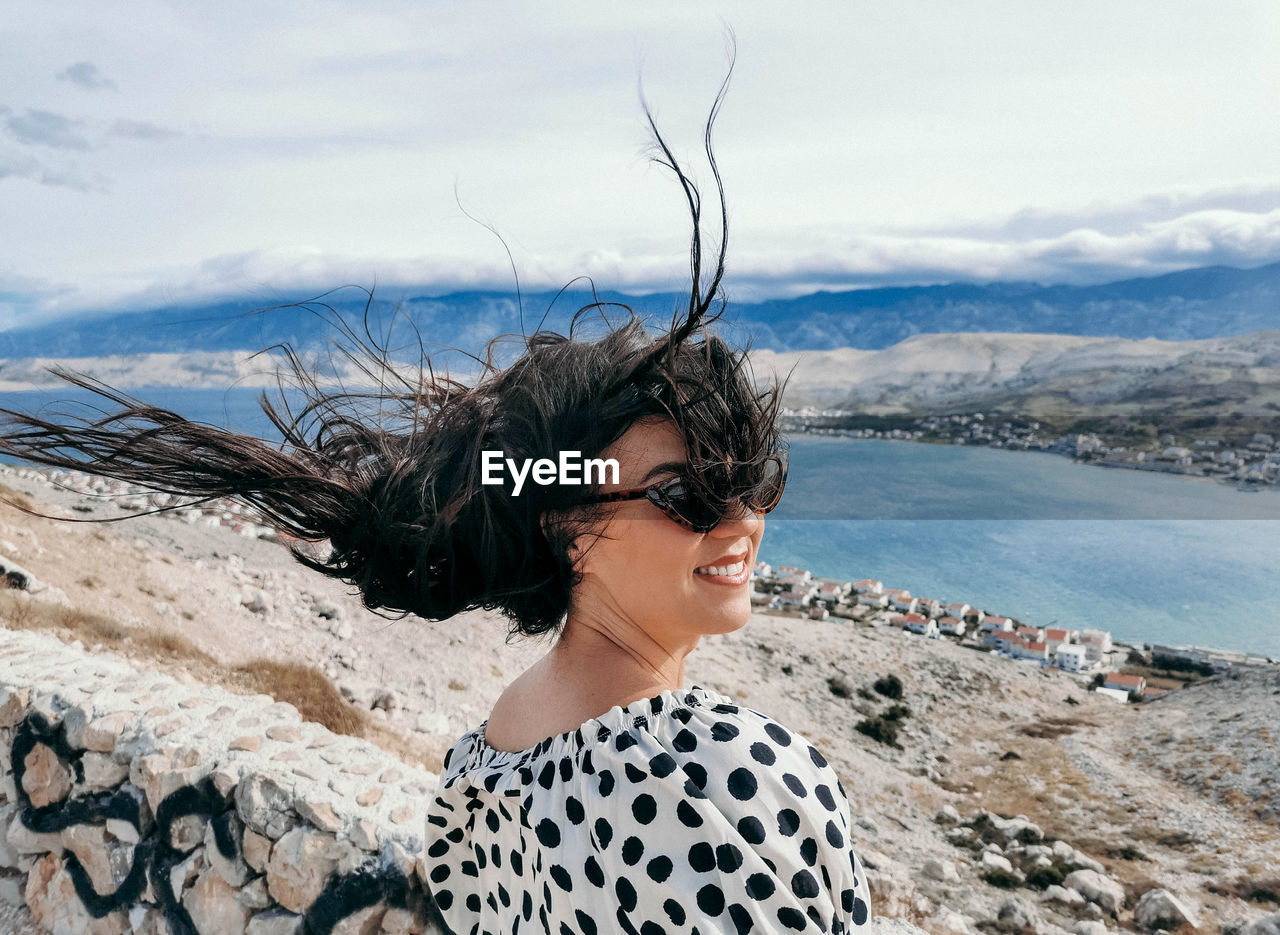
[0,149,95,192]
[4,109,91,151]
[106,119,183,142]
[56,61,116,91]
[726,206,1280,296]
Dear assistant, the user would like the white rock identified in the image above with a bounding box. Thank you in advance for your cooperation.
[1064,869,1125,915]
[1135,888,1200,931]
[980,851,1013,874]
[1044,884,1085,906]
[922,858,960,882]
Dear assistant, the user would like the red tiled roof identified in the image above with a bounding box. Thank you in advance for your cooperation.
[1106,674,1144,687]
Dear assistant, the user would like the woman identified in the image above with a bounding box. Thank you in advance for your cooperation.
[0,98,873,933]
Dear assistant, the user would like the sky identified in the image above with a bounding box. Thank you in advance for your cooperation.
[3,1,1280,330]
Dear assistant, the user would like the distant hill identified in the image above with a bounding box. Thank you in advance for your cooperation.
[3,260,1279,357]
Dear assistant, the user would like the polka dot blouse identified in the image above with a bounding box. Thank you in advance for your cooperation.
[423,684,873,934]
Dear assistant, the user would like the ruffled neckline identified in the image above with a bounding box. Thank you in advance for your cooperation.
[441,684,734,793]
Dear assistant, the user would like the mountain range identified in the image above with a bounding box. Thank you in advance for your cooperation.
[3,259,1279,358]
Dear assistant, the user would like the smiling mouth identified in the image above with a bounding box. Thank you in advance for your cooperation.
[693,559,746,577]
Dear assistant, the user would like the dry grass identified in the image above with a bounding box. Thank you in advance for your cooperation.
[0,591,445,772]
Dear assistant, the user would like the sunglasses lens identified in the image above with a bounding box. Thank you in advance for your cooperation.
[751,457,786,514]
[651,478,722,532]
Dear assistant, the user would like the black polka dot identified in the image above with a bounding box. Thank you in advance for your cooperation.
[434,889,452,911]
[745,872,775,900]
[737,815,766,844]
[664,899,686,925]
[465,892,479,913]
[764,722,792,746]
[535,818,560,848]
[825,820,844,848]
[430,863,450,884]
[486,810,500,833]
[750,741,776,765]
[640,923,665,935]
[559,756,573,781]
[594,817,612,850]
[510,850,523,875]
[854,897,869,925]
[649,752,677,778]
[631,793,657,824]
[688,841,716,872]
[498,883,509,907]
[615,876,638,912]
[777,808,800,836]
[575,909,597,935]
[460,859,478,877]
[584,855,605,888]
[646,855,673,883]
[625,762,647,783]
[427,838,449,858]
[711,703,739,715]
[815,783,837,812]
[728,903,754,934]
[677,799,703,828]
[697,882,726,916]
[808,744,828,768]
[778,906,806,930]
[538,760,556,789]
[672,707,692,724]
[783,772,808,797]
[727,767,758,800]
[791,868,820,899]
[800,836,818,867]
[673,728,698,752]
[598,769,615,798]
[621,835,645,866]
[565,795,584,825]
[615,731,638,752]
[715,842,743,873]
[550,863,572,892]
[490,842,502,868]
[711,721,740,742]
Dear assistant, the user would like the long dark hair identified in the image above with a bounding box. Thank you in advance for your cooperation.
[0,82,788,641]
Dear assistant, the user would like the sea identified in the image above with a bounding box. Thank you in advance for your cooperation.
[2,387,1278,657]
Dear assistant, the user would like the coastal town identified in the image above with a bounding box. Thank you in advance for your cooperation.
[750,557,1276,702]
[783,409,1280,488]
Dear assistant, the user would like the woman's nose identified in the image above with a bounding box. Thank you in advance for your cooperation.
[711,501,762,536]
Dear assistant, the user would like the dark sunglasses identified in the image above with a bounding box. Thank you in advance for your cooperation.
[575,452,788,533]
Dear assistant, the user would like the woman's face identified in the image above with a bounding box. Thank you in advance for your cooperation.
[567,417,765,649]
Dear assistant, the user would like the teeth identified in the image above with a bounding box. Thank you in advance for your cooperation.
[695,560,745,577]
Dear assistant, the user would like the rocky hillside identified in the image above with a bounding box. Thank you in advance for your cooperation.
[0,467,1278,934]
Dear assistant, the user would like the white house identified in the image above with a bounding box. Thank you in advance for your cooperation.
[983,630,1019,651]
[1010,640,1049,662]
[806,606,830,621]
[853,579,883,594]
[979,615,1013,633]
[753,561,773,579]
[937,616,966,636]
[1053,644,1089,672]
[1015,626,1044,643]
[1043,627,1080,654]
[1080,628,1113,662]
[857,591,890,609]
[945,602,971,619]
[774,590,814,610]
[776,566,811,583]
[905,618,939,638]
[1095,686,1132,703]
[892,596,920,614]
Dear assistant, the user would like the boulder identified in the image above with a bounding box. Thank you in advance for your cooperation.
[1064,869,1125,915]
[184,866,254,935]
[236,772,297,840]
[935,805,962,827]
[1135,888,1200,931]
[923,858,960,882]
[1072,923,1110,935]
[996,896,1040,932]
[981,851,1014,874]
[265,826,360,914]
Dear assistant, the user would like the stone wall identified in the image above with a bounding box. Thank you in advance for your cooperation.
[0,627,446,934]
[0,627,926,935]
